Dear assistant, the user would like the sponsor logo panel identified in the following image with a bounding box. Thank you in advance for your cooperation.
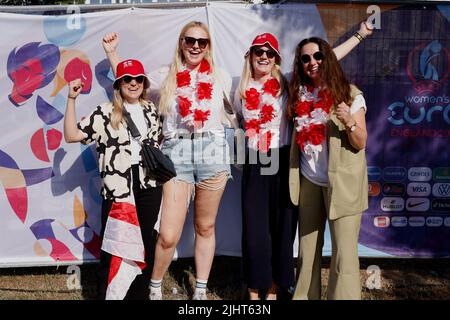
[382,183,405,196]
[433,167,450,181]
[368,166,382,182]
[383,167,407,182]
[445,217,450,227]
[409,216,426,227]
[391,216,408,227]
[432,199,450,212]
[381,197,405,212]
[408,167,432,182]
[432,183,450,197]
[407,182,431,197]
[369,182,381,197]
[426,216,443,227]
[406,198,430,212]
[374,216,390,228]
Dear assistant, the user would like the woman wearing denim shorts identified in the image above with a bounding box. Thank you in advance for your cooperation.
[102,21,232,300]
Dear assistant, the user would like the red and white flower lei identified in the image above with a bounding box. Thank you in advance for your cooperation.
[242,78,281,153]
[176,59,213,129]
[294,85,334,155]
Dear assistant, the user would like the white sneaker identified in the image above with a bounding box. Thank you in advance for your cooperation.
[192,291,208,300]
[149,288,162,300]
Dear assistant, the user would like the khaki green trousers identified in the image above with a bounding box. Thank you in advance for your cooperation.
[293,175,362,300]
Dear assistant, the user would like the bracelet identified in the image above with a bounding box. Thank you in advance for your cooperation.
[68,96,77,100]
[354,32,364,42]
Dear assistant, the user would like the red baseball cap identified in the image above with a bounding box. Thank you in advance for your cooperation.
[246,33,282,60]
[113,59,150,89]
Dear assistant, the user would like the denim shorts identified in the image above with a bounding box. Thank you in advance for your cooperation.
[161,132,232,184]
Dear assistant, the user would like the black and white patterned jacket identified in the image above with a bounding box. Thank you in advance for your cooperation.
[78,101,161,200]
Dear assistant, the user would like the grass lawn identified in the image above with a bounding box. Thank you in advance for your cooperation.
[0,257,449,300]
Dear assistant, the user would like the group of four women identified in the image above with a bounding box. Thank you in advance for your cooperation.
[63,20,373,300]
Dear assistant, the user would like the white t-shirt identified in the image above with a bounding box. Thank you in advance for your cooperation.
[233,80,291,149]
[124,102,148,165]
[301,94,367,187]
[148,65,232,139]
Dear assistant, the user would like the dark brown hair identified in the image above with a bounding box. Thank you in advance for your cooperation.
[288,37,351,117]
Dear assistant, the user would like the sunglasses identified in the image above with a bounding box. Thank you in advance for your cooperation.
[122,75,145,84]
[253,48,278,59]
[300,51,324,64]
[182,36,210,49]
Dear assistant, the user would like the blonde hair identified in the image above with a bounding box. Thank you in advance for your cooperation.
[111,86,149,130]
[159,21,215,115]
[238,51,285,100]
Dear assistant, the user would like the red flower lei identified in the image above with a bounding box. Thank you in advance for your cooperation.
[242,78,281,152]
[176,59,213,129]
[294,85,334,155]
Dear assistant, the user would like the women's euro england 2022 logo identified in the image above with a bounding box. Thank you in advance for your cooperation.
[388,40,450,131]
[407,40,449,96]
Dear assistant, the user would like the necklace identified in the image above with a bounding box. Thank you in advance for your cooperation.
[294,84,333,155]
[242,78,281,152]
[176,59,213,129]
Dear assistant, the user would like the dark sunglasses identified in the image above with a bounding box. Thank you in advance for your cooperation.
[183,36,210,49]
[122,75,145,84]
[300,51,324,64]
[253,48,278,59]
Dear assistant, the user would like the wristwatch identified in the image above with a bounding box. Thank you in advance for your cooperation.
[349,121,357,132]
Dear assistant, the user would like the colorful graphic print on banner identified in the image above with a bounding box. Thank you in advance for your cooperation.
[0,149,53,223]
[2,16,99,264]
[51,50,92,97]
[7,42,60,106]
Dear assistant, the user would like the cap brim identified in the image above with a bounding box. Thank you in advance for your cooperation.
[113,73,150,89]
[248,42,282,60]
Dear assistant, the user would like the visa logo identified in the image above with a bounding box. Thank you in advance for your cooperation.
[407,183,431,197]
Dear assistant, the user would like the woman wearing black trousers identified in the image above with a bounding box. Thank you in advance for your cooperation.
[234,23,373,300]
[64,59,162,300]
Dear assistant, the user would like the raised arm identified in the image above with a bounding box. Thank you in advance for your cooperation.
[333,21,374,61]
[102,32,121,77]
[64,79,87,143]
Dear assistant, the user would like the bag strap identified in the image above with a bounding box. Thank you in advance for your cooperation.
[123,109,142,140]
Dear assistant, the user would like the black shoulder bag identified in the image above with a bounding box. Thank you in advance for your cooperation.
[123,109,176,184]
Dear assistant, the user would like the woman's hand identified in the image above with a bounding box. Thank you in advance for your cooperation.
[102,32,119,54]
[68,79,84,100]
[358,21,374,39]
[336,102,368,150]
[335,102,355,128]
[65,79,86,143]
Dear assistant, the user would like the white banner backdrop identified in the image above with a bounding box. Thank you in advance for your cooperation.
[0,3,388,267]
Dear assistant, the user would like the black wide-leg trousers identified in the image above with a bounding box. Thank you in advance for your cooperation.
[241,146,297,290]
[97,165,162,300]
